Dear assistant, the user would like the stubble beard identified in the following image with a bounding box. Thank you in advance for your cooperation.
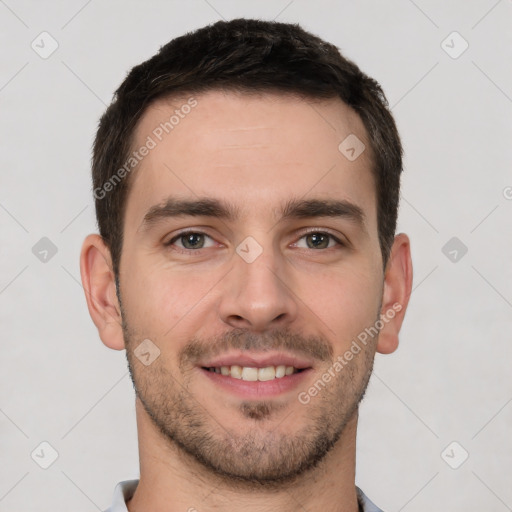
[121,312,376,488]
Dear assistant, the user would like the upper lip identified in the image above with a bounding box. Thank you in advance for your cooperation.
[199,351,315,370]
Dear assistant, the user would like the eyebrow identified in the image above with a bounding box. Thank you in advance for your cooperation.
[139,197,367,233]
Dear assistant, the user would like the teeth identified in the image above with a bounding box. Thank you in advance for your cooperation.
[230,365,242,379]
[258,366,276,381]
[275,365,286,378]
[241,367,259,381]
[207,364,301,381]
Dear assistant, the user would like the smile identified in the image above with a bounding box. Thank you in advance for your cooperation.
[203,365,303,381]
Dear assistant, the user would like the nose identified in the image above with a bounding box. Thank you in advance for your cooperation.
[217,244,299,332]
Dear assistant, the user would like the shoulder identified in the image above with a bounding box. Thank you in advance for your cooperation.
[356,486,385,512]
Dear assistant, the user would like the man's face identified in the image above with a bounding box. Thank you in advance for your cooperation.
[119,90,384,484]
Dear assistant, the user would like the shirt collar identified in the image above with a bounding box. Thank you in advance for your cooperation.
[103,479,138,512]
[104,480,383,512]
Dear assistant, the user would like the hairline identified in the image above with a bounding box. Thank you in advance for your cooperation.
[123,85,378,209]
[115,86,383,272]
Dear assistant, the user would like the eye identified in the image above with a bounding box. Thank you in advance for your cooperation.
[293,230,344,250]
[164,230,216,251]
[164,229,345,254]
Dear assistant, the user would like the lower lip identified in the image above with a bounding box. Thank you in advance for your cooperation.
[199,367,313,399]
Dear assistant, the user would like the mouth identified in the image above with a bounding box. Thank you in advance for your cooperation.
[202,364,305,381]
[197,352,314,399]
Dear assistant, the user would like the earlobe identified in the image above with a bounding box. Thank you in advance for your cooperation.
[79,234,126,351]
[376,233,413,355]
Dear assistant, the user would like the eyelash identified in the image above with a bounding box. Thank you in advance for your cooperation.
[164,228,346,254]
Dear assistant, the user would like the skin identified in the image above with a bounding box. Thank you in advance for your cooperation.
[80,90,413,512]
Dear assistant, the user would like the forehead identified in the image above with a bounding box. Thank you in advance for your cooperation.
[125,89,376,227]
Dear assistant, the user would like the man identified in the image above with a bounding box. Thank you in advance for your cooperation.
[80,18,413,512]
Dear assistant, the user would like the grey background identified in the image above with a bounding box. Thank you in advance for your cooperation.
[1,1,511,510]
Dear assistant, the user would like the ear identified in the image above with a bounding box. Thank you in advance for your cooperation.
[376,233,413,354]
[79,234,126,351]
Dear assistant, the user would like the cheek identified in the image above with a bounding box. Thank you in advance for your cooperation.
[300,266,381,346]
[121,256,218,338]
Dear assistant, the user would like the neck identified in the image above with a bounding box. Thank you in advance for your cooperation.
[127,399,360,512]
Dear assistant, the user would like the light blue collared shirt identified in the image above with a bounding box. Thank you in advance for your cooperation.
[103,479,384,511]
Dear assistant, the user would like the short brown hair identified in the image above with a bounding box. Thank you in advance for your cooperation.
[91,18,403,278]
